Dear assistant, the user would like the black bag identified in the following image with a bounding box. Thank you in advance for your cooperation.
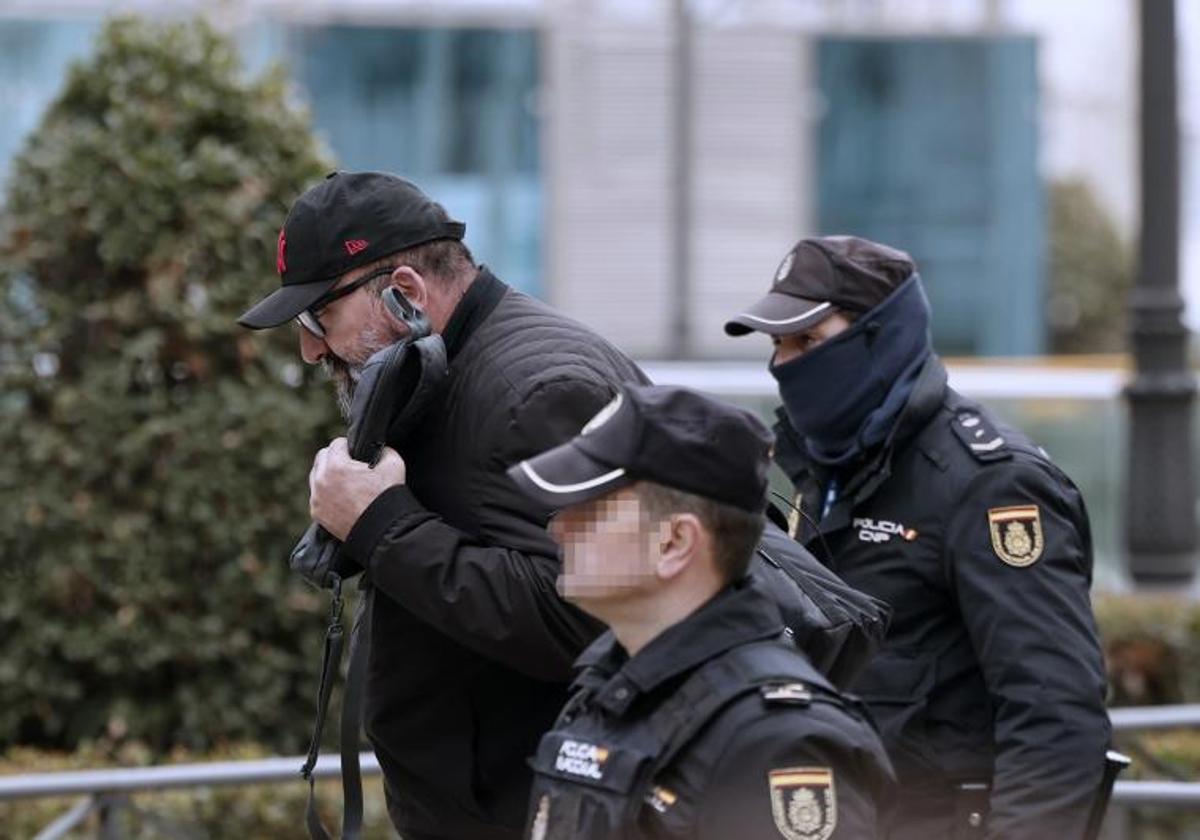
[752,514,891,689]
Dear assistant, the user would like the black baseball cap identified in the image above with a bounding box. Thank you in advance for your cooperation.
[724,235,915,337]
[237,171,466,329]
[507,384,774,513]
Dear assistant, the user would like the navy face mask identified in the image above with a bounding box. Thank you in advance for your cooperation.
[769,274,933,466]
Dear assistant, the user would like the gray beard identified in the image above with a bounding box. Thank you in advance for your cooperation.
[324,358,357,422]
[321,322,398,422]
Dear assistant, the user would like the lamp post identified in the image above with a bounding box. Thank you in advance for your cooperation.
[1126,0,1196,583]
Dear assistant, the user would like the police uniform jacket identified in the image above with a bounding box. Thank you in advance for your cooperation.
[340,269,648,840]
[776,355,1111,840]
[525,579,894,840]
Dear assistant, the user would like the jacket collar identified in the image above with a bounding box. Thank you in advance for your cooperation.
[440,266,507,361]
[572,580,785,717]
[884,353,948,449]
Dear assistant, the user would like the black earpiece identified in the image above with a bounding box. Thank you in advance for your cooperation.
[381,286,415,320]
[381,286,432,340]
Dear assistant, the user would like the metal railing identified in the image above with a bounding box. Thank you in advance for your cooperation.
[1107,704,1200,814]
[0,753,380,840]
[1113,780,1200,806]
[0,753,380,803]
[1110,704,1200,732]
[6,703,1200,837]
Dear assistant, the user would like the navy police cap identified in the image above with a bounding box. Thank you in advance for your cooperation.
[508,383,774,514]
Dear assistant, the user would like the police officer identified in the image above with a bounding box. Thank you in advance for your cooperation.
[507,383,894,840]
[724,236,1112,839]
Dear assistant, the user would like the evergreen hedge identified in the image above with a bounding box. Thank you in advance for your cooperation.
[0,16,340,755]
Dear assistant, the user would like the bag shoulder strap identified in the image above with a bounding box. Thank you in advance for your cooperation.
[302,578,374,840]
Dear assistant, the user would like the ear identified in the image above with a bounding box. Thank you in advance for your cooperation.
[386,265,428,311]
[655,513,704,582]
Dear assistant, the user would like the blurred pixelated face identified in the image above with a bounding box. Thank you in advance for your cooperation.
[548,487,662,605]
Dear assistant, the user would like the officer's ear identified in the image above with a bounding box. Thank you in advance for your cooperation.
[654,513,703,581]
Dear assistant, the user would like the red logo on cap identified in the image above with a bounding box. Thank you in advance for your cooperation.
[276,229,287,275]
[344,239,369,256]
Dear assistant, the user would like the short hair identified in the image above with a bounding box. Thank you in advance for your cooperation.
[635,481,764,582]
[360,238,476,292]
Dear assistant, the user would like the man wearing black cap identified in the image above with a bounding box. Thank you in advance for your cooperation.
[725,236,1111,840]
[508,383,894,840]
[239,171,646,839]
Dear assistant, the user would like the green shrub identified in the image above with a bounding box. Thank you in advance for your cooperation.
[0,16,340,755]
[1096,593,1200,707]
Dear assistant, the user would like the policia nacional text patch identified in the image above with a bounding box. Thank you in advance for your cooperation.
[768,767,836,840]
[987,505,1044,567]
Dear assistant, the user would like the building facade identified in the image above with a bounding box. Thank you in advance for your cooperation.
[0,0,1189,359]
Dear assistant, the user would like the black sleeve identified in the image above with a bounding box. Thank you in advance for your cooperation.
[340,378,612,682]
[694,712,889,840]
[944,460,1112,839]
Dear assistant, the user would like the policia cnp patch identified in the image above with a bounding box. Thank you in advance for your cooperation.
[987,505,1044,567]
[768,767,836,840]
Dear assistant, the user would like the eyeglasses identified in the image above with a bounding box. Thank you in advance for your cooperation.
[295,268,396,339]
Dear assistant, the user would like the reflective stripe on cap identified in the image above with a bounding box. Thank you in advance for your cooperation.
[733,301,832,327]
[517,461,628,494]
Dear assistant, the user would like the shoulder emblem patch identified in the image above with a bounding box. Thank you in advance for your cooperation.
[951,412,1010,462]
[768,767,836,840]
[987,505,1044,567]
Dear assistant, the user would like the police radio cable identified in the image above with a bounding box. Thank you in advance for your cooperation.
[770,490,836,567]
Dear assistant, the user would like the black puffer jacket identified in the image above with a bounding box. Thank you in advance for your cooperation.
[340,269,649,840]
